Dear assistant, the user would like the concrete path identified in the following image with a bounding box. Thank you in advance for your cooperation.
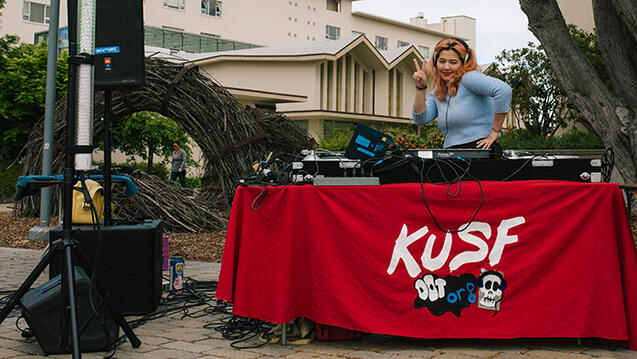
[0,203,14,212]
[0,247,633,358]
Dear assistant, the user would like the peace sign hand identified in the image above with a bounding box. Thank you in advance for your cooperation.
[412,58,431,89]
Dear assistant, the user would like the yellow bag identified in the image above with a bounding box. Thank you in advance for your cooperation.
[72,180,105,224]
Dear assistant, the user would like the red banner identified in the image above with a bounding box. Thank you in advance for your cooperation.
[217,181,637,349]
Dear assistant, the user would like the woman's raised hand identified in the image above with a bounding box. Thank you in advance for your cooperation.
[413,58,431,89]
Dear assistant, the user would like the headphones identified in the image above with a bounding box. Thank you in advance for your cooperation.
[477,270,507,291]
[433,37,471,65]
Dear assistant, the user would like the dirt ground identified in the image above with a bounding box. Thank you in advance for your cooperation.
[1,211,636,262]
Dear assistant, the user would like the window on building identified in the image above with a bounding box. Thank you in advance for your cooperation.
[418,46,430,58]
[164,30,183,50]
[163,0,185,10]
[397,40,409,48]
[326,25,340,40]
[201,0,222,17]
[326,0,340,12]
[22,1,50,24]
[375,36,388,50]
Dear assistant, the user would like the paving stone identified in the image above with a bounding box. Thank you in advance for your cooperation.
[294,342,354,356]
[137,335,171,346]
[0,347,31,358]
[155,330,210,342]
[430,353,485,359]
[194,337,234,349]
[116,343,161,353]
[163,340,218,353]
[438,346,504,358]
[135,348,202,359]
[244,344,297,357]
[286,351,338,359]
[202,347,264,358]
[142,321,179,331]
[10,341,45,356]
[581,348,635,359]
[345,350,399,359]
[379,347,440,358]
[522,349,596,359]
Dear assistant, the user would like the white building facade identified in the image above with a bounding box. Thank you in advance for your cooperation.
[1,0,475,55]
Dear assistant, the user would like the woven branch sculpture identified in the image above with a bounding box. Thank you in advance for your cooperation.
[17,57,313,232]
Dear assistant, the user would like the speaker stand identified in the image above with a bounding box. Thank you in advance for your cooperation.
[0,236,141,354]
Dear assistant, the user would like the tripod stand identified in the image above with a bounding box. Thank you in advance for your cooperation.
[0,1,140,356]
[0,227,142,355]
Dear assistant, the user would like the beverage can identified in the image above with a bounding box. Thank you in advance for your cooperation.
[169,254,184,294]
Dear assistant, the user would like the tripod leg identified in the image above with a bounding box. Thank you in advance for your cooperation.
[72,246,141,348]
[63,240,81,358]
[0,243,59,324]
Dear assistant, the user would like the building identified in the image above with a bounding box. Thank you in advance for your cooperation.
[178,34,425,139]
[556,0,595,32]
[2,0,475,56]
[2,0,476,139]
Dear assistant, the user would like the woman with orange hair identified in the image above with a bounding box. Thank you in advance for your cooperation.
[412,38,512,155]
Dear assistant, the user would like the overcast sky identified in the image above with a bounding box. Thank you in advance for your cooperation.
[351,0,539,64]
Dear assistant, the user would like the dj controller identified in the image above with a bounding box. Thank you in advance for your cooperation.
[290,149,609,185]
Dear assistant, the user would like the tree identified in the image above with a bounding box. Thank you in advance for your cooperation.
[110,111,192,171]
[567,25,610,91]
[493,43,576,137]
[519,0,637,183]
[0,37,68,161]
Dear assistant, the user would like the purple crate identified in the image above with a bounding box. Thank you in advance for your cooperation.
[162,235,170,270]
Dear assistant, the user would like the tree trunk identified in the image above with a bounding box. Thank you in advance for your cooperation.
[519,0,637,183]
[610,0,637,41]
[147,143,154,171]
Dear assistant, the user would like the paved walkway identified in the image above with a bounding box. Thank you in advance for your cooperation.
[0,247,633,358]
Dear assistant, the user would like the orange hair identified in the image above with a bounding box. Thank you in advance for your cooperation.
[431,38,478,100]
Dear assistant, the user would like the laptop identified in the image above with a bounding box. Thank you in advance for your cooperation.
[345,123,393,160]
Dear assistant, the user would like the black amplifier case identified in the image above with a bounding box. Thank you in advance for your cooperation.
[49,220,163,315]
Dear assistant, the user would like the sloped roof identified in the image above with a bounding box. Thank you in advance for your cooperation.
[183,34,425,69]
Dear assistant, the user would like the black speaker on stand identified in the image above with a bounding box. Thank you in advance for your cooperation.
[0,1,144,357]
[95,0,145,226]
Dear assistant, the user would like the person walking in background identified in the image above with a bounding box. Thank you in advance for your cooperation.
[170,141,187,187]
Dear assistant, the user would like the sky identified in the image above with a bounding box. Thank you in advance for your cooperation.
[351,0,539,64]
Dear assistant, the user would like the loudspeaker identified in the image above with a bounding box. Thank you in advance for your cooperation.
[94,0,145,89]
[21,266,118,355]
[49,220,163,315]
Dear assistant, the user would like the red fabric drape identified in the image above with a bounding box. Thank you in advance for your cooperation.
[217,181,637,349]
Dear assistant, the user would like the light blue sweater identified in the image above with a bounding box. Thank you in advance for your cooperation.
[412,71,512,148]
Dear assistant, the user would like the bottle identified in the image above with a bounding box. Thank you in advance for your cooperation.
[169,254,184,294]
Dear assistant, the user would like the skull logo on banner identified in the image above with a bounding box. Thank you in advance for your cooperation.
[477,270,507,311]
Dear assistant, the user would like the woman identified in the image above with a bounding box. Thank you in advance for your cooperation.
[412,37,512,154]
[170,141,187,187]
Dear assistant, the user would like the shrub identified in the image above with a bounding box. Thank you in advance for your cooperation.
[185,177,201,189]
[553,127,604,149]
[318,122,446,152]
[499,127,604,150]
[133,162,170,179]
[385,122,444,150]
[0,161,22,200]
[319,127,355,151]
